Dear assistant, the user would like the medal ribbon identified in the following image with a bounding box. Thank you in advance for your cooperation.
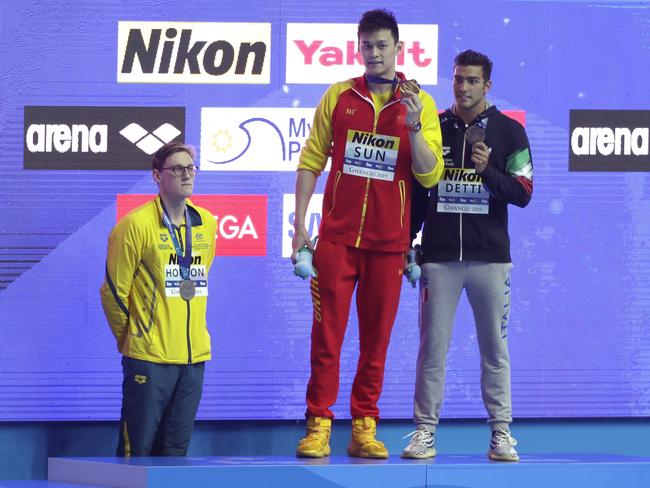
[162,206,193,281]
[365,74,398,92]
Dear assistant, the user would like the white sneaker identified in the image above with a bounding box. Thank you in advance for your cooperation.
[401,425,436,459]
[487,428,519,461]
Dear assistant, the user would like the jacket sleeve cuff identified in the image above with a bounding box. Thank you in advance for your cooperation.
[413,166,439,189]
[297,162,323,175]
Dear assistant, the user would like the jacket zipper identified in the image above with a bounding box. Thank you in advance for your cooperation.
[328,170,342,216]
[186,300,192,364]
[355,178,371,247]
[352,88,401,248]
[399,179,406,228]
[178,225,193,364]
[459,128,467,261]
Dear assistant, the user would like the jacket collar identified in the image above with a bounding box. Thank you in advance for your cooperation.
[156,195,203,227]
[353,71,408,100]
[442,103,498,127]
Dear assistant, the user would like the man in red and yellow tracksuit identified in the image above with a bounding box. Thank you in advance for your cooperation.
[292,9,444,459]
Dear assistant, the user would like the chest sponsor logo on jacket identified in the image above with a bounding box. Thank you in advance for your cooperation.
[442,145,453,165]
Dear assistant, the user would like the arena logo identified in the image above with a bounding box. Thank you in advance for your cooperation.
[286,23,438,85]
[118,21,271,84]
[569,110,650,172]
[117,194,267,256]
[23,106,185,170]
[26,124,107,154]
[200,107,332,172]
[571,127,648,156]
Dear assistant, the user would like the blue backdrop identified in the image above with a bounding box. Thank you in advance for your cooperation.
[0,0,649,421]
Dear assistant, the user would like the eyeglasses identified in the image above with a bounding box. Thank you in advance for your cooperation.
[158,164,198,177]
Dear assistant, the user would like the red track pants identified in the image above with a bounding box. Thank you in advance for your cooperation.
[305,239,404,419]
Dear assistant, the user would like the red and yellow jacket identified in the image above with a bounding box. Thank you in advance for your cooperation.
[299,73,443,252]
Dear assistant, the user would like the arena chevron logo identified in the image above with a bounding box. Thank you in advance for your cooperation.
[119,122,182,155]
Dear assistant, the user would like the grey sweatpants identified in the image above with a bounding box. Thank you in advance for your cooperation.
[413,261,513,433]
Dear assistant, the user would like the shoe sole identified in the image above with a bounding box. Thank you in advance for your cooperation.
[487,451,519,462]
[347,447,388,459]
[401,449,437,459]
[297,445,331,458]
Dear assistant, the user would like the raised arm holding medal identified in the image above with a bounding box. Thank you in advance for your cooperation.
[292,8,444,460]
[100,141,217,457]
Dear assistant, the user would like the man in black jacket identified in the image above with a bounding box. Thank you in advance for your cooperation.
[402,49,533,461]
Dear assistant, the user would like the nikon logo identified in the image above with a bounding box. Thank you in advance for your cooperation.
[351,131,396,149]
[569,110,650,172]
[117,21,271,84]
[443,168,482,182]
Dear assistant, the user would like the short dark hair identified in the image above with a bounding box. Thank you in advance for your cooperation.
[152,141,195,170]
[358,9,399,43]
[454,49,493,81]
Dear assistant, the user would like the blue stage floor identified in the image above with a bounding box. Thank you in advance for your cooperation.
[45,453,650,488]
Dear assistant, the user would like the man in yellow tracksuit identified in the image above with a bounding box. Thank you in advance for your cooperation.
[100,142,217,456]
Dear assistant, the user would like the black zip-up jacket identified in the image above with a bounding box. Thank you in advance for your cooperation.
[411,105,533,263]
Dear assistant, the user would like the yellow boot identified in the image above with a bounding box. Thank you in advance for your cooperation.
[296,417,332,458]
[347,417,388,459]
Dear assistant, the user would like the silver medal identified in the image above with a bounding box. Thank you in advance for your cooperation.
[179,279,196,301]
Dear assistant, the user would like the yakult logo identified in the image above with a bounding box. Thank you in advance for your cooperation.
[286,23,438,85]
[569,110,650,171]
[118,22,271,84]
[117,194,267,256]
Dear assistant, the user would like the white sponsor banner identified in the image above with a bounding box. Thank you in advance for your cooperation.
[118,21,271,84]
[282,194,323,258]
[201,107,331,171]
[286,23,438,85]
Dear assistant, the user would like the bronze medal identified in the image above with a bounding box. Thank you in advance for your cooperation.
[400,79,420,96]
[179,279,196,301]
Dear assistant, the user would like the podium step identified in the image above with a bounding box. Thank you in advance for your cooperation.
[48,454,650,488]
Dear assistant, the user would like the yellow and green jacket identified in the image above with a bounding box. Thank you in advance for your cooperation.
[100,196,217,364]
